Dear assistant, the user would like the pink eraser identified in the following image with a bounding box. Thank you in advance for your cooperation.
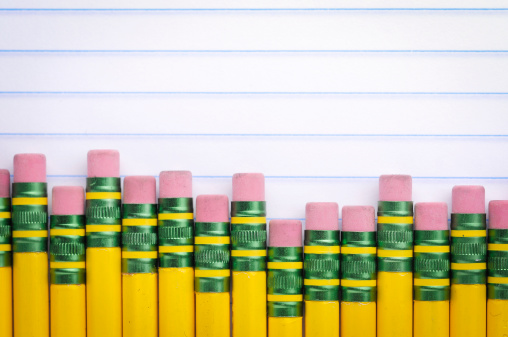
[196,195,229,222]
[488,200,508,229]
[52,186,85,215]
[342,206,376,232]
[159,171,192,198]
[414,202,448,231]
[123,176,156,204]
[232,173,265,202]
[87,150,120,178]
[13,154,46,183]
[305,202,339,230]
[452,185,485,214]
[379,175,412,201]
[269,220,302,247]
[0,169,10,198]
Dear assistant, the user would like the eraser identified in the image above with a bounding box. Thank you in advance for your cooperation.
[232,173,265,202]
[305,202,339,230]
[489,200,508,229]
[123,176,156,204]
[452,185,485,214]
[52,186,85,215]
[379,175,412,202]
[342,206,376,232]
[196,195,229,223]
[269,220,302,247]
[13,153,46,183]
[0,169,10,198]
[87,150,120,178]
[159,171,192,198]
[414,202,448,231]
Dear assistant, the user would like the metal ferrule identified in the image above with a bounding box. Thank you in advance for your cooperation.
[158,198,194,268]
[414,230,450,301]
[194,221,230,293]
[50,214,86,284]
[0,198,12,267]
[488,229,508,299]
[85,177,122,248]
[451,213,486,285]
[122,203,158,274]
[267,246,303,317]
[231,201,267,272]
[12,182,48,253]
[304,230,340,301]
[377,201,414,272]
[341,231,377,302]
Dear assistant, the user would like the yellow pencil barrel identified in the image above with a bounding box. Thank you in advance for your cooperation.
[0,195,12,337]
[451,284,486,336]
[232,271,267,337]
[50,285,86,337]
[488,299,508,337]
[305,301,339,337]
[340,302,376,337]
[268,317,302,337]
[196,292,231,337]
[0,266,12,337]
[122,273,158,337]
[414,300,450,337]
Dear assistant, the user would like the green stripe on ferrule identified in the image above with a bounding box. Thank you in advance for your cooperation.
[377,201,413,273]
[0,198,12,267]
[341,231,377,302]
[414,230,450,301]
[451,213,486,285]
[158,198,194,268]
[50,215,85,285]
[231,201,267,272]
[122,204,157,274]
[268,246,303,317]
[86,177,121,248]
[194,222,230,293]
[304,230,340,301]
[12,182,48,253]
[488,229,508,299]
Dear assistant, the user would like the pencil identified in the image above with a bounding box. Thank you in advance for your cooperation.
[0,170,12,337]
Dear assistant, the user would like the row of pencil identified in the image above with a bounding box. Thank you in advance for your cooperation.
[0,150,506,337]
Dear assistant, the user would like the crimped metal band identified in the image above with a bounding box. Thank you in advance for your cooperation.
[122,203,157,274]
[0,198,12,267]
[268,246,303,317]
[451,213,486,285]
[231,201,267,272]
[488,229,508,299]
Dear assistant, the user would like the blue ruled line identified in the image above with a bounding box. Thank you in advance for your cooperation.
[1,8,508,11]
[0,92,507,95]
[1,50,508,53]
[38,175,508,180]
[1,133,508,137]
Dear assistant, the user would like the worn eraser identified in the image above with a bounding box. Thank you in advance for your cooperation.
[452,185,485,214]
[87,150,120,178]
[159,171,192,198]
[232,173,265,202]
[414,202,448,230]
[269,220,302,247]
[489,200,508,229]
[13,153,46,183]
[342,206,376,232]
[305,202,339,230]
[379,175,412,202]
[0,169,10,198]
[52,186,85,215]
[196,195,229,222]
[123,176,156,204]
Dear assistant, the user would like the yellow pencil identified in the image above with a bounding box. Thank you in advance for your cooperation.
[50,186,86,337]
[231,173,267,337]
[86,150,122,337]
[12,153,49,337]
[0,169,12,337]
[158,171,195,337]
[122,176,158,337]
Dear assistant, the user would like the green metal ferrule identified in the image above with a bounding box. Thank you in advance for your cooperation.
[50,215,86,285]
[414,230,450,301]
[12,182,48,253]
[0,198,12,267]
[268,246,303,317]
[194,222,230,293]
[488,229,508,299]
[341,231,377,302]
[158,198,194,268]
[85,177,121,248]
[451,213,486,285]
[304,230,340,301]
[122,204,158,274]
[230,201,267,272]
[377,201,413,273]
